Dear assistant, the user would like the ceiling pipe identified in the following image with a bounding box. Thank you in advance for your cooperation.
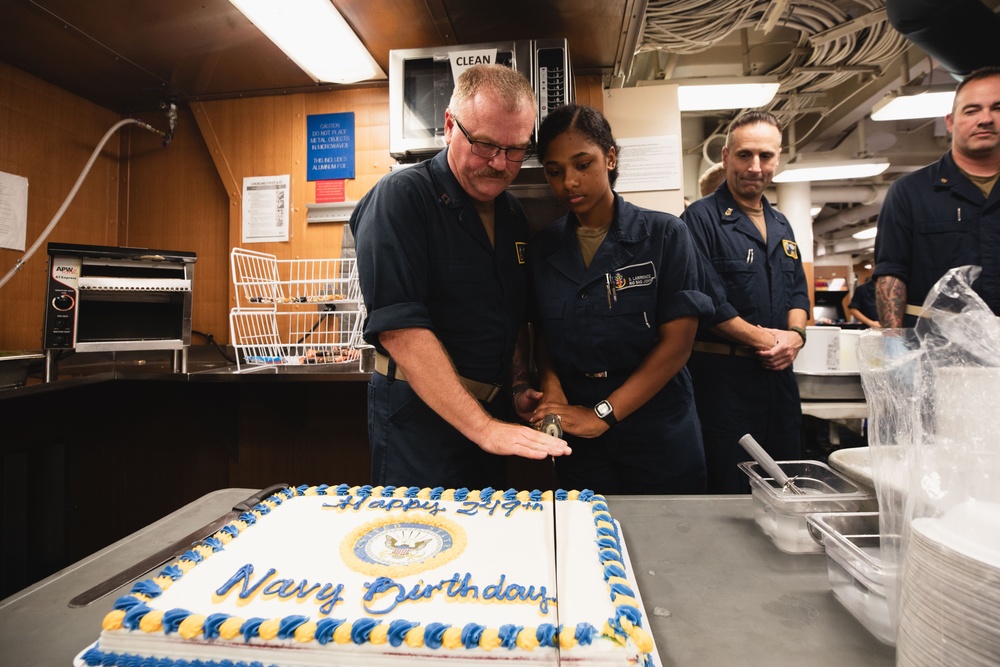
[813,203,884,236]
[886,0,1000,78]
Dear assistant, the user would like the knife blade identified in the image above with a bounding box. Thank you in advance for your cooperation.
[68,483,289,608]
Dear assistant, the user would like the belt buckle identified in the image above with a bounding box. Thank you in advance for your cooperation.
[584,371,608,378]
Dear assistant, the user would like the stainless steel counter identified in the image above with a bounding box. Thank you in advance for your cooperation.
[0,489,894,667]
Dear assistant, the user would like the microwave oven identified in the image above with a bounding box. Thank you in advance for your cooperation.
[389,39,573,162]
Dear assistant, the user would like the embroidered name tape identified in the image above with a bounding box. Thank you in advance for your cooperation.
[612,261,657,291]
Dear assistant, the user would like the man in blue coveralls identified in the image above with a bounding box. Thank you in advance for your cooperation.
[681,111,810,494]
[350,64,570,490]
[874,66,1000,327]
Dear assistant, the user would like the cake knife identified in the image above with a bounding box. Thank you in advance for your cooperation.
[68,483,289,607]
[550,461,562,666]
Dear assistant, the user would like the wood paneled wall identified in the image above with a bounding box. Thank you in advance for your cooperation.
[1,62,603,350]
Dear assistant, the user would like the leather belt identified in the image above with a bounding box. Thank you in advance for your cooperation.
[373,352,503,403]
[691,341,756,358]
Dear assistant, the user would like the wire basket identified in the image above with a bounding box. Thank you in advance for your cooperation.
[231,247,362,308]
[229,248,366,371]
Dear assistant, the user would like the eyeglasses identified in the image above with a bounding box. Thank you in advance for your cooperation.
[452,116,533,163]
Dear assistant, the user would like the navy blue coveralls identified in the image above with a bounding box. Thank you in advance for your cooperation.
[530,195,714,494]
[349,149,530,489]
[681,182,811,494]
[873,151,1000,327]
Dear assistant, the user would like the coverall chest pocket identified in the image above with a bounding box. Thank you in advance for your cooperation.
[916,220,975,271]
[713,258,757,314]
[429,261,485,302]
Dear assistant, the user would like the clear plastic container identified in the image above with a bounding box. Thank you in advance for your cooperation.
[806,512,896,645]
[738,460,875,554]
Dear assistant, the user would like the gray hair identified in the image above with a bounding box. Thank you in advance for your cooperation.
[448,64,536,118]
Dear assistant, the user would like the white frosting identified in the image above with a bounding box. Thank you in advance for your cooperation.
[93,489,649,666]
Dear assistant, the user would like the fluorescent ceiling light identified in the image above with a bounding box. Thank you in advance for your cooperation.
[230,0,384,84]
[852,227,878,240]
[773,158,890,183]
[871,85,955,121]
[810,206,823,217]
[673,77,781,111]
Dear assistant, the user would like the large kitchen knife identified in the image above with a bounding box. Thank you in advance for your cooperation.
[68,483,289,608]
[550,465,562,666]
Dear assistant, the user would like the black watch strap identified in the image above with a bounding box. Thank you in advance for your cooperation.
[594,400,618,427]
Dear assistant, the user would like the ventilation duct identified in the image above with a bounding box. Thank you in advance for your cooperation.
[886,0,1000,77]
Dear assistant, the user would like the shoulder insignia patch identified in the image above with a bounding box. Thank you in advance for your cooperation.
[782,239,799,260]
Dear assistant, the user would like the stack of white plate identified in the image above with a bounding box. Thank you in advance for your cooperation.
[897,500,1000,666]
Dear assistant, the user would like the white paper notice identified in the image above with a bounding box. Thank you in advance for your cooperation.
[0,171,29,251]
[615,136,681,193]
[242,174,290,243]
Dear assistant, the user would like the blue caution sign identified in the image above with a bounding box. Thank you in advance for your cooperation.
[307,112,355,181]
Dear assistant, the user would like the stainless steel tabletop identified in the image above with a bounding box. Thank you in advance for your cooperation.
[0,489,895,667]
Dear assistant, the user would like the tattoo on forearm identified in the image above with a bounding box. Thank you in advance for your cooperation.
[875,276,907,328]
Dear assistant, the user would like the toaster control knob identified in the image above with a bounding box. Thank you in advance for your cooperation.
[52,294,75,311]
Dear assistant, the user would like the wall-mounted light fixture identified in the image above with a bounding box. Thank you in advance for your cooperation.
[639,76,781,111]
[773,158,890,183]
[852,226,878,240]
[229,0,384,84]
[677,76,781,111]
[871,84,955,121]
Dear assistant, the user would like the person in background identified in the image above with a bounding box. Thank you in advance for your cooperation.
[873,66,1000,327]
[681,110,810,494]
[698,162,727,198]
[848,276,880,328]
[527,104,714,494]
[350,64,570,490]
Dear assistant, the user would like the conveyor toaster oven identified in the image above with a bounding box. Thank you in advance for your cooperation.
[42,242,196,378]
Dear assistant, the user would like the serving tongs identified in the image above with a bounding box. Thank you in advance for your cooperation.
[739,433,806,495]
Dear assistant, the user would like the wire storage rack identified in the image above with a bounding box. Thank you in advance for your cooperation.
[229,248,367,372]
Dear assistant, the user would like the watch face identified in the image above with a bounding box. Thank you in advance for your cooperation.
[595,400,612,417]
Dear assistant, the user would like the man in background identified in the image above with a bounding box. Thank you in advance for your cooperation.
[681,111,810,494]
[698,162,726,198]
[350,64,570,489]
[874,66,1000,326]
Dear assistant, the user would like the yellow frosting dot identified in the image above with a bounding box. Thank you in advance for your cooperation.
[258,618,280,640]
[294,621,317,643]
[541,490,553,501]
[567,490,580,500]
[178,614,206,640]
[607,575,629,587]
[416,487,431,499]
[218,617,244,640]
[176,560,196,574]
[139,610,164,633]
[371,486,385,496]
[559,630,578,650]
[405,626,425,648]
[369,623,389,645]
[516,490,531,502]
[468,489,482,502]
[153,576,173,591]
[630,626,654,653]
[333,621,353,644]
[392,487,406,498]
[215,531,233,545]
[516,627,539,651]
[304,486,318,496]
[131,593,151,603]
[614,594,639,607]
[442,626,463,649]
[440,489,455,501]
[102,609,126,631]
[479,627,501,651]
[595,519,614,531]
[194,545,214,559]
